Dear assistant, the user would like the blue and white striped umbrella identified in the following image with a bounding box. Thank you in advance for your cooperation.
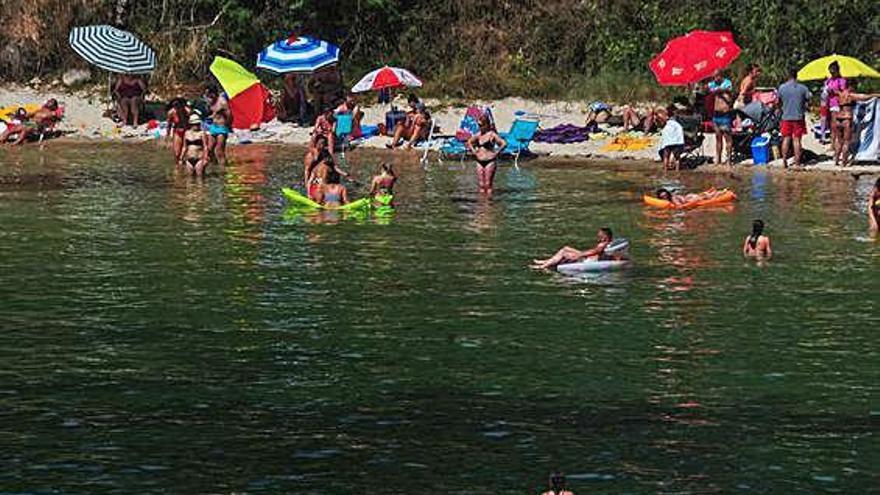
[69,25,156,74]
[256,35,339,74]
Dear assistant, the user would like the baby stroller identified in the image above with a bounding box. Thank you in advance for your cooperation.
[732,101,781,163]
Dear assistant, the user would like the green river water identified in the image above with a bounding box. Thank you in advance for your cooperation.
[0,143,877,494]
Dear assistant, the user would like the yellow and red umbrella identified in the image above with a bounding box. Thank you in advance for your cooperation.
[209,56,275,130]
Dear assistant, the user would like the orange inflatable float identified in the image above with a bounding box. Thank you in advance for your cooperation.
[643,188,737,210]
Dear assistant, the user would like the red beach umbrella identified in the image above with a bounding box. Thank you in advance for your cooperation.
[649,30,741,86]
[351,66,422,92]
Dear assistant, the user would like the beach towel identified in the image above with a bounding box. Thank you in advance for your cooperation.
[533,123,598,144]
[600,134,656,152]
[658,119,684,151]
[854,98,880,162]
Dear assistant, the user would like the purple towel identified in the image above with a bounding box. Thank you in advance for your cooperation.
[533,123,598,143]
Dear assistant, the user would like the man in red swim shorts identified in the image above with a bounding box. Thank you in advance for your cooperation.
[777,68,812,168]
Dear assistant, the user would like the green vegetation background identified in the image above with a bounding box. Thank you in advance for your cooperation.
[3,0,879,99]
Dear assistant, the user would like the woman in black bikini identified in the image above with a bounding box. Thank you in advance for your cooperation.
[182,114,209,177]
[466,115,507,196]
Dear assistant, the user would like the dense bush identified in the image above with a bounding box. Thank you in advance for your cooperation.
[2,0,878,99]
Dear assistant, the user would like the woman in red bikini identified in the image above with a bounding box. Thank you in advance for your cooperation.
[166,98,189,166]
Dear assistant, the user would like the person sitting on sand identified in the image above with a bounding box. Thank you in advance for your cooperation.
[0,108,30,145]
[868,178,880,232]
[656,187,728,207]
[622,105,667,133]
[335,94,363,138]
[369,163,397,197]
[584,101,612,129]
[388,103,431,149]
[743,219,772,258]
[531,227,619,270]
[0,100,62,145]
[166,97,190,166]
[317,169,348,207]
[541,472,574,495]
[182,113,209,177]
[113,74,146,127]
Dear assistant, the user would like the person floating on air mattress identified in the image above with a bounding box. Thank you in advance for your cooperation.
[531,227,623,270]
[655,187,729,208]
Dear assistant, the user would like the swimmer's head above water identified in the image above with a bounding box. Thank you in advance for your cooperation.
[548,472,567,493]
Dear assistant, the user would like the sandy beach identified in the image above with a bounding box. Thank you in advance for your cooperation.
[3,83,879,173]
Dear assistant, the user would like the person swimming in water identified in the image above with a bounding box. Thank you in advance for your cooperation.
[317,169,348,207]
[868,178,880,232]
[656,187,729,207]
[369,163,396,197]
[530,227,617,270]
[742,219,772,258]
[541,472,574,495]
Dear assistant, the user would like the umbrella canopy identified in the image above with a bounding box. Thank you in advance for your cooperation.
[649,30,740,86]
[209,57,275,130]
[352,66,422,92]
[69,25,156,74]
[256,35,339,74]
[798,54,880,81]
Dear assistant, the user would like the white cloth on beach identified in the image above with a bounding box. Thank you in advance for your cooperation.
[854,98,880,162]
[658,118,684,150]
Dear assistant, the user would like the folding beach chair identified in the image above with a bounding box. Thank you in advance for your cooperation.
[438,106,493,162]
[334,112,353,157]
[676,113,707,168]
[499,117,540,167]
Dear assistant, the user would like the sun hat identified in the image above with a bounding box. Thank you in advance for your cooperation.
[188,113,202,125]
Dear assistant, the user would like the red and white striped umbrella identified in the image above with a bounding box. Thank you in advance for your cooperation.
[351,66,422,92]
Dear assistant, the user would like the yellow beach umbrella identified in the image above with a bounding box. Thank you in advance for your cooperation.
[798,54,880,81]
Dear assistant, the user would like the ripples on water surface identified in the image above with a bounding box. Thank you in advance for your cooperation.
[0,143,877,494]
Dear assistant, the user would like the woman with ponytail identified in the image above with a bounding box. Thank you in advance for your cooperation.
[742,219,772,259]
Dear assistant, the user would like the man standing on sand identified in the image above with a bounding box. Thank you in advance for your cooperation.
[777,68,812,168]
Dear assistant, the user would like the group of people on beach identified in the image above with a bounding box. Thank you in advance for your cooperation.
[694,62,877,168]
[0,99,63,146]
[163,86,232,176]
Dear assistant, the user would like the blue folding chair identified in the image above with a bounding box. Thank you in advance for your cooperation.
[438,106,494,163]
[500,118,540,167]
[334,112,353,156]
